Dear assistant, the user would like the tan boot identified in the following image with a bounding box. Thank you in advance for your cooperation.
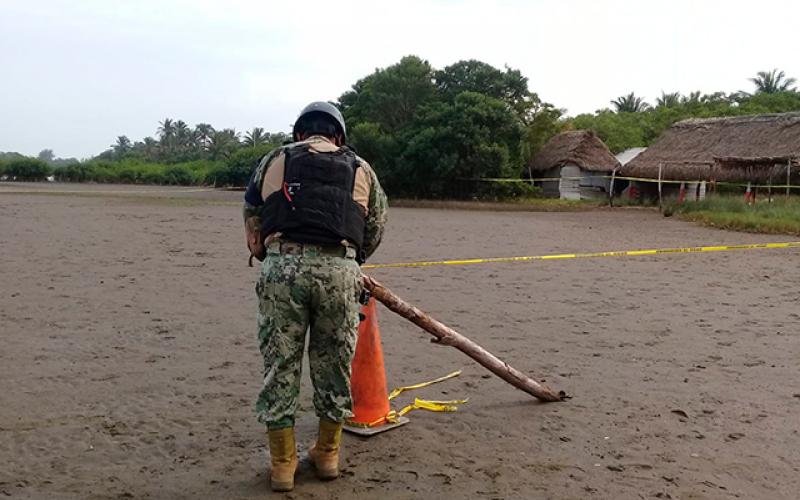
[308,418,343,480]
[267,427,298,492]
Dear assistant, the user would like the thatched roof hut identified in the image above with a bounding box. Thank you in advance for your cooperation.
[621,112,800,182]
[530,130,620,173]
[713,156,798,183]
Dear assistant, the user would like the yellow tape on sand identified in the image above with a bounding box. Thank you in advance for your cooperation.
[362,241,800,270]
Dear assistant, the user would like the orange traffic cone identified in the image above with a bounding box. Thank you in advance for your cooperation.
[344,298,409,436]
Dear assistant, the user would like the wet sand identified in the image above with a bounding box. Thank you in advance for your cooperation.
[1,183,799,499]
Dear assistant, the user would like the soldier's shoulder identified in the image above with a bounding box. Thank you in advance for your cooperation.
[352,153,374,173]
[261,143,295,167]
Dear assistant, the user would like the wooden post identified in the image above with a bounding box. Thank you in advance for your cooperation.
[658,162,663,211]
[768,171,773,203]
[788,161,792,197]
[363,276,564,403]
[608,169,617,207]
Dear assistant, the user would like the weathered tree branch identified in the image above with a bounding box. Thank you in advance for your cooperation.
[363,276,564,403]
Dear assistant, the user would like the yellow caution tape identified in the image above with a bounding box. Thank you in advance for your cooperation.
[363,241,800,270]
[352,370,467,428]
[461,176,800,189]
[397,398,469,417]
[387,370,462,400]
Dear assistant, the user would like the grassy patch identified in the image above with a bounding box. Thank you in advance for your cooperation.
[670,196,800,236]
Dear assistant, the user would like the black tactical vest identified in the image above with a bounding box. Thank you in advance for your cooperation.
[261,144,366,248]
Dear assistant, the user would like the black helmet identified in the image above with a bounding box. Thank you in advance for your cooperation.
[292,101,347,142]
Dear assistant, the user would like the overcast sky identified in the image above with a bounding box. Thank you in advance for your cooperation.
[1,0,799,159]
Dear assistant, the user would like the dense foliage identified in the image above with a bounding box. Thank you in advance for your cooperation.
[1,124,288,186]
[574,90,800,153]
[340,56,558,198]
[0,158,52,181]
[2,61,798,200]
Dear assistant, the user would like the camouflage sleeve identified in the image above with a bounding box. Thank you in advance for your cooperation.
[361,163,388,259]
[242,147,283,221]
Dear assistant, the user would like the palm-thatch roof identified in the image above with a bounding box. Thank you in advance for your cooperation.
[713,155,798,183]
[530,130,620,173]
[621,112,800,182]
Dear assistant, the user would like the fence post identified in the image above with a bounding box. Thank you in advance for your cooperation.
[768,174,773,203]
[788,161,792,197]
[657,162,663,211]
[608,169,616,207]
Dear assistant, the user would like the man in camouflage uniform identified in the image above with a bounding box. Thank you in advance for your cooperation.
[243,101,387,492]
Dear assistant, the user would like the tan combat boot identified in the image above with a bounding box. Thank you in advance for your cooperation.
[267,427,298,492]
[308,418,343,480]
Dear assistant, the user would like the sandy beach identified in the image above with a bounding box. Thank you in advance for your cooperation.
[1,183,798,499]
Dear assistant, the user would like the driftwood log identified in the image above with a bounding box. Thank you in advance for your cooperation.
[363,276,564,403]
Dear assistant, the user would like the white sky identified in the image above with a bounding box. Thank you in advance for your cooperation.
[1,0,799,159]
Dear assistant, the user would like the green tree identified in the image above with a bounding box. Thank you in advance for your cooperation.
[174,120,192,149]
[341,56,562,197]
[750,69,797,94]
[739,91,800,113]
[434,60,537,122]
[195,123,215,152]
[611,92,650,113]
[157,118,177,161]
[339,55,438,133]
[157,118,175,144]
[5,158,52,181]
[348,122,403,191]
[112,136,131,159]
[37,149,55,164]
[398,92,522,197]
[142,137,160,161]
[571,110,649,153]
[211,143,276,186]
[244,127,267,147]
[521,103,565,169]
[207,129,240,160]
[656,92,681,108]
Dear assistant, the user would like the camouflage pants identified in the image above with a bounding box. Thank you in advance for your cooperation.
[255,244,362,430]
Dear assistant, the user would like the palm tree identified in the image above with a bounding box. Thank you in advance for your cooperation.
[728,90,751,104]
[112,135,131,159]
[194,123,215,151]
[610,92,650,112]
[207,129,241,160]
[702,91,729,104]
[681,91,702,104]
[174,120,191,149]
[244,127,267,147]
[157,118,175,144]
[142,137,159,161]
[656,91,681,108]
[221,128,241,144]
[750,69,797,94]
